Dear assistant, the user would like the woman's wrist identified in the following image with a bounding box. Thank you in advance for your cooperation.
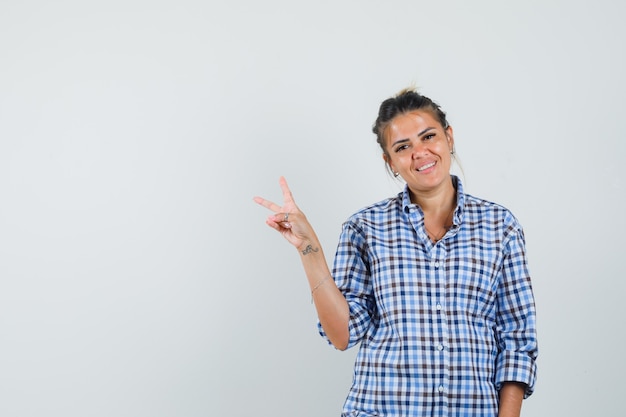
[297,237,321,256]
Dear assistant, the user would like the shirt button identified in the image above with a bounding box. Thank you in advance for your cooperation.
[433,261,440,268]
[436,303,442,311]
[438,385,444,393]
[437,344,444,351]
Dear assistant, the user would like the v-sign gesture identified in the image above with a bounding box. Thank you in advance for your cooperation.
[253,176,319,251]
[254,176,349,349]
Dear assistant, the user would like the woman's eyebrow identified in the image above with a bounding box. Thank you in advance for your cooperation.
[417,127,436,137]
[391,127,436,147]
[390,138,410,148]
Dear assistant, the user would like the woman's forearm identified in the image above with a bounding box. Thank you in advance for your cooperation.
[498,382,526,417]
[298,239,350,350]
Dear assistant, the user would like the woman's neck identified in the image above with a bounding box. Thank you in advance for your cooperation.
[409,176,457,216]
[412,178,457,243]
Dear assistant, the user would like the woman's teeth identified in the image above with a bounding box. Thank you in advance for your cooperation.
[417,162,436,171]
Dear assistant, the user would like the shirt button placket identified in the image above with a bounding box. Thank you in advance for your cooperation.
[431,245,449,409]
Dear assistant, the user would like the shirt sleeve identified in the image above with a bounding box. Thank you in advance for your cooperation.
[494,219,539,398]
[318,220,375,349]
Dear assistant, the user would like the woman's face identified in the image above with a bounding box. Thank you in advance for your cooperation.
[384,110,454,196]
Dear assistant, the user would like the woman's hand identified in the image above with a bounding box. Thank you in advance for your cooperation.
[253,176,316,250]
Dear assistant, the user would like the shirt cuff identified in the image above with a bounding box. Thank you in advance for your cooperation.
[495,350,538,398]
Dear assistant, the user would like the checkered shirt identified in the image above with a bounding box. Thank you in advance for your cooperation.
[319,176,538,417]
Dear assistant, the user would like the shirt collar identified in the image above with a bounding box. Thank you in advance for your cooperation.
[401,175,465,225]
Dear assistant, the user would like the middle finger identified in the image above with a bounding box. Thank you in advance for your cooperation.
[253,196,282,213]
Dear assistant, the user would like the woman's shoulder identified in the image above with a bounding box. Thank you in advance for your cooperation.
[344,193,403,226]
[462,192,522,229]
[354,193,402,215]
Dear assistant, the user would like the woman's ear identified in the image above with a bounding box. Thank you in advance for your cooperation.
[445,126,455,152]
[383,153,395,173]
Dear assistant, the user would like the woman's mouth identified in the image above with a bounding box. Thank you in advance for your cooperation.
[417,161,436,172]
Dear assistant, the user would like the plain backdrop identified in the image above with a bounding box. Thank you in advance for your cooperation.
[1,1,624,416]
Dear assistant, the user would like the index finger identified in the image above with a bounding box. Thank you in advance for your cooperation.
[279,176,296,205]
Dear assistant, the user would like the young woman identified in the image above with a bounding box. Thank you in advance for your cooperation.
[254,88,538,417]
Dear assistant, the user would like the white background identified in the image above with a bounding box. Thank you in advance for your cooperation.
[1,1,624,416]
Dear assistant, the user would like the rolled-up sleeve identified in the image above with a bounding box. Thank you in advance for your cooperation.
[318,220,375,349]
[494,223,538,397]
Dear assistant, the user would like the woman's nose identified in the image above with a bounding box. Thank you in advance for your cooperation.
[411,141,427,159]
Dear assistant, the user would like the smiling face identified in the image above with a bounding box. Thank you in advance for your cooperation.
[383,110,455,198]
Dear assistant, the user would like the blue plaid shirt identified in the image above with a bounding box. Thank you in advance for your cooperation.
[319,176,538,417]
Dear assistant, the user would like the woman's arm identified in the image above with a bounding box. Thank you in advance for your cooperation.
[254,177,350,349]
[297,235,350,350]
[494,222,538,407]
[498,382,526,417]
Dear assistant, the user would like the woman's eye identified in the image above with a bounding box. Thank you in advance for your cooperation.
[395,145,409,153]
[424,133,435,141]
